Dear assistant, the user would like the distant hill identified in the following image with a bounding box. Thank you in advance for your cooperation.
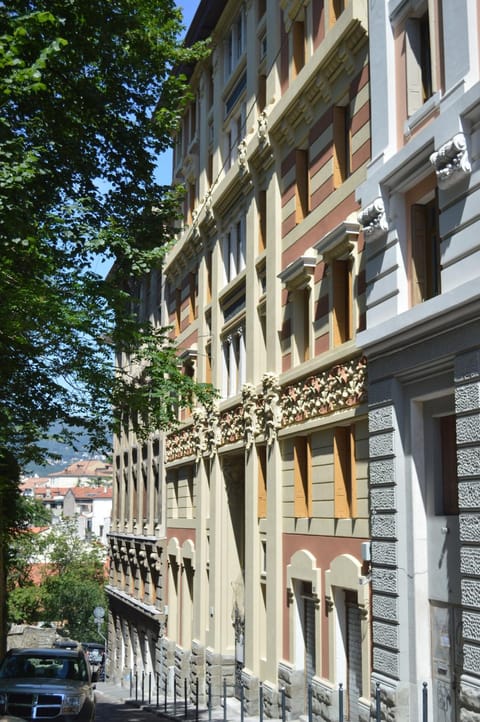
[23,426,109,477]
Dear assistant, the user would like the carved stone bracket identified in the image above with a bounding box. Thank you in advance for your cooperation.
[242,383,258,450]
[258,112,268,143]
[358,198,388,240]
[262,373,282,446]
[238,140,248,172]
[430,132,471,188]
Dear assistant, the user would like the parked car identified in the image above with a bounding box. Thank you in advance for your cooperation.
[80,645,105,682]
[0,647,96,722]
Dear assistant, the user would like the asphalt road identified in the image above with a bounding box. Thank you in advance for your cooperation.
[95,691,162,722]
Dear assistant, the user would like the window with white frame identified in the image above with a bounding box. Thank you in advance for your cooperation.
[395,0,444,122]
[222,326,246,397]
[224,99,246,171]
[225,7,246,79]
[222,218,246,284]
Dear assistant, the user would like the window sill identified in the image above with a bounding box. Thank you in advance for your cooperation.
[404,90,441,139]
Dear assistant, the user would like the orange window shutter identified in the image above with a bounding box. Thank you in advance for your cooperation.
[411,203,428,304]
[333,106,347,188]
[257,447,267,519]
[306,436,312,517]
[334,427,349,518]
[349,425,357,518]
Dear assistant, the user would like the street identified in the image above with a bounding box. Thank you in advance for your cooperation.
[95,690,163,722]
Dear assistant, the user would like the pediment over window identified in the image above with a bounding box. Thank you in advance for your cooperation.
[278,250,317,290]
[314,219,360,260]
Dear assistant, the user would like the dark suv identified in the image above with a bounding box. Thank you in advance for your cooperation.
[0,648,96,722]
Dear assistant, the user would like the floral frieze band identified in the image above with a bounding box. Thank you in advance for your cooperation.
[166,357,367,462]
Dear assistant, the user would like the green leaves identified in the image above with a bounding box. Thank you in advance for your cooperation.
[0,0,212,466]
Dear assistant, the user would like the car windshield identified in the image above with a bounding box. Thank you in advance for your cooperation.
[0,654,88,682]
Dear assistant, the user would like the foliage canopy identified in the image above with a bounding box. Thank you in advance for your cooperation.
[0,0,212,468]
[7,520,108,642]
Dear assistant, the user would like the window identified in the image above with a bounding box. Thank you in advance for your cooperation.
[222,327,246,397]
[294,436,312,518]
[292,286,311,363]
[258,190,267,252]
[189,98,197,144]
[333,104,351,188]
[257,446,267,518]
[405,12,432,116]
[332,257,353,346]
[175,287,182,334]
[225,8,246,78]
[292,21,306,78]
[439,415,458,515]
[295,149,310,223]
[258,72,267,113]
[225,100,246,170]
[278,252,316,366]
[223,219,246,283]
[188,272,196,322]
[188,180,196,224]
[410,193,440,304]
[205,343,212,384]
[329,0,346,25]
[403,3,444,119]
[206,250,212,303]
[334,426,356,518]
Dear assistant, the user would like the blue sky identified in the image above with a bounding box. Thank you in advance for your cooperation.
[91,1,200,276]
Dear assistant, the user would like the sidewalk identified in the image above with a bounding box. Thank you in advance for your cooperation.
[95,680,276,722]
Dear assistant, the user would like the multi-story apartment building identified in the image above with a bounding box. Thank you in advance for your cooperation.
[356,1,480,721]
[107,0,371,719]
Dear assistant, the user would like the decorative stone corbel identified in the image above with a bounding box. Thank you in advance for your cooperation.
[238,139,248,172]
[430,132,471,188]
[242,383,258,450]
[262,373,282,445]
[258,112,268,143]
[358,198,388,240]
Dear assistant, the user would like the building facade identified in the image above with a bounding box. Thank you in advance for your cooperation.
[107,1,373,720]
[356,0,480,720]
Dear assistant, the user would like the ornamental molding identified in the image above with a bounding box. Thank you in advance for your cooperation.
[358,198,388,240]
[165,357,367,462]
[430,132,471,188]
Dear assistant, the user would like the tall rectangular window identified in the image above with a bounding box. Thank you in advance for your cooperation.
[333,104,351,188]
[289,285,312,364]
[175,287,182,335]
[439,414,458,515]
[223,219,246,283]
[222,328,246,397]
[225,8,246,78]
[258,190,267,252]
[296,149,310,223]
[405,12,432,117]
[294,436,312,518]
[329,0,346,25]
[188,272,196,322]
[334,426,356,519]
[332,257,353,346]
[410,194,440,305]
[292,21,306,78]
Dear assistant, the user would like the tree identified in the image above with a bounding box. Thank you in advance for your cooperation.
[0,1,212,652]
[0,0,212,467]
[7,520,107,641]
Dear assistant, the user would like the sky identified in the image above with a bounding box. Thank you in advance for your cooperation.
[90,1,200,277]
